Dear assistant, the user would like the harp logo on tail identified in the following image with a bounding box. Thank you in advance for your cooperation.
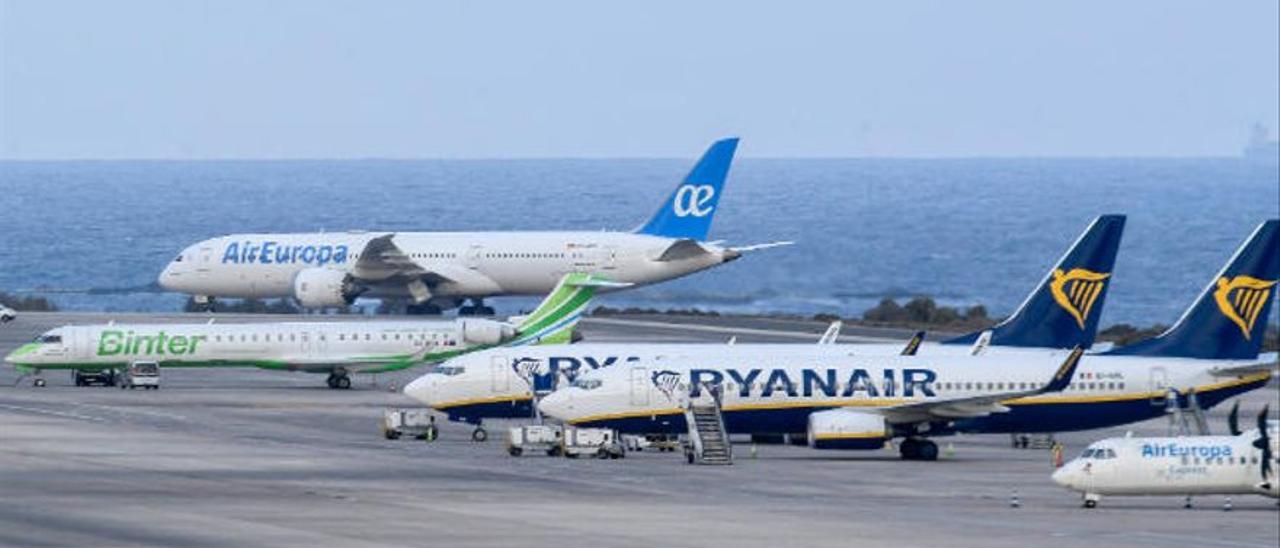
[1212,275,1277,340]
[651,370,683,402]
[1049,268,1111,329]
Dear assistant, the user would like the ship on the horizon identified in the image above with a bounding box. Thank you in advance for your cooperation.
[1243,123,1280,164]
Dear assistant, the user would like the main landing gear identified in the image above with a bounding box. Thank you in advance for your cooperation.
[193,295,216,312]
[471,425,489,442]
[899,438,939,461]
[326,371,352,390]
[458,299,495,316]
[405,303,443,316]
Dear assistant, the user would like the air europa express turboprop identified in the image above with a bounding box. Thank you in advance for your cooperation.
[5,274,615,389]
[158,138,790,314]
[534,222,1279,460]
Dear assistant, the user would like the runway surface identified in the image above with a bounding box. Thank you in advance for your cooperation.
[1,312,1277,547]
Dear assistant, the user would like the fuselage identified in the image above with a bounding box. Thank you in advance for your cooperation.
[158,231,734,302]
[5,320,508,375]
[1052,428,1280,498]
[528,349,1271,437]
[404,343,1141,424]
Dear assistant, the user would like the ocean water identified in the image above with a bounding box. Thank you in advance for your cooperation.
[0,158,1276,326]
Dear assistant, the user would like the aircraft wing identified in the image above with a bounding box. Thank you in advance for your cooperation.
[349,234,501,294]
[877,347,1083,424]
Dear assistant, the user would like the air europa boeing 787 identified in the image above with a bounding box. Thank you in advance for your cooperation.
[158,138,790,314]
[6,274,615,389]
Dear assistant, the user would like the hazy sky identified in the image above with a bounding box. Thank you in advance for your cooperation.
[2,1,1277,159]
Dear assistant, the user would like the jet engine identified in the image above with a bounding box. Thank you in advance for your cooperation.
[293,269,361,308]
[459,319,516,345]
[807,409,891,450]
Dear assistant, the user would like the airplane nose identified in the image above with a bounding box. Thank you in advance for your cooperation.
[157,264,178,291]
[537,391,573,421]
[1051,466,1072,488]
[402,374,439,407]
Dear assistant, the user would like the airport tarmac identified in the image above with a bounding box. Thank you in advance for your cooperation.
[1,312,1277,547]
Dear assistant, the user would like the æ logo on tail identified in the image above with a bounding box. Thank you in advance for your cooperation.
[1212,275,1278,340]
[1049,268,1110,329]
[672,184,716,217]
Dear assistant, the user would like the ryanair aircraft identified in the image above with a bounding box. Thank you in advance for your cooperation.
[5,274,615,389]
[158,138,789,315]
[404,214,1125,432]
[522,221,1279,460]
[1053,404,1278,508]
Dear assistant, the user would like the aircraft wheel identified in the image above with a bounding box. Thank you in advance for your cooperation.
[508,447,523,457]
[458,306,477,316]
[899,438,920,460]
[1083,499,1097,509]
[471,427,488,442]
[917,440,939,461]
[336,376,351,390]
[33,378,46,388]
[479,306,495,316]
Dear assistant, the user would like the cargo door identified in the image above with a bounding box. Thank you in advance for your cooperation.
[630,366,649,406]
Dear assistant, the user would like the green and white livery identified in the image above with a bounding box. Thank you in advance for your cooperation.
[5,273,617,389]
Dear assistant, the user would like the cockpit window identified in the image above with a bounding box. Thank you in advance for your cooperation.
[434,365,465,376]
[572,379,603,390]
[35,334,62,344]
[1082,448,1115,459]
[174,255,183,262]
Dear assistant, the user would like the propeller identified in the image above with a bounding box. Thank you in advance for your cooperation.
[1228,401,1241,436]
[1253,405,1272,482]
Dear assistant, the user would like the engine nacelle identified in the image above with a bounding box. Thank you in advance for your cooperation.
[807,409,891,450]
[293,268,359,308]
[459,319,516,346]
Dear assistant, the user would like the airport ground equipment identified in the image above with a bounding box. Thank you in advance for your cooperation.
[684,383,732,465]
[562,427,624,459]
[507,425,565,457]
[119,361,160,390]
[73,369,116,387]
[0,305,14,323]
[382,409,439,440]
[623,434,680,452]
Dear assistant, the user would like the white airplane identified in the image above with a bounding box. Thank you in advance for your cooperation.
[6,273,615,389]
[1053,404,1279,508]
[401,214,1132,427]
[157,138,790,314]
[528,221,1279,460]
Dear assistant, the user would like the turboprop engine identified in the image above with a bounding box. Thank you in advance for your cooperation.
[807,409,892,450]
[293,268,361,308]
[459,319,517,345]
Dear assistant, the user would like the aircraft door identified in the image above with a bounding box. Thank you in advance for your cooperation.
[467,245,484,270]
[597,246,618,271]
[300,332,310,354]
[197,245,213,278]
[1148,367,1169,406]
[630,367,649,406]
[490,355,510,393]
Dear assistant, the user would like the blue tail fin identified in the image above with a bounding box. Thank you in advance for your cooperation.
[1105,220,1280,360]
[945,215,1126,349]
[635,138,739,241]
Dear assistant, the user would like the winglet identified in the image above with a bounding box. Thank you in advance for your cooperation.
[1042,346,1084,393]
[900,330,926,355]
[635,138,739,241]
[507,273,628,346]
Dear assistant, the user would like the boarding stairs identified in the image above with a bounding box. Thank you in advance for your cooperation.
[1165,388,1211,436]
[684,383,732,465]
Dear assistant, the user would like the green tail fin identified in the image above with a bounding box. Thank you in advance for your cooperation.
[508,273,624,346]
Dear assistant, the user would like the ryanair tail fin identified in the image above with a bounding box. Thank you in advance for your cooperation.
[1105,220,1280,360]
[508,273,629,346]
[635,138,739,241]
[945,215,1126,349]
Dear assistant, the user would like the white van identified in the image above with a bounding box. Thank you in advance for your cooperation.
[120,361,160,390]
